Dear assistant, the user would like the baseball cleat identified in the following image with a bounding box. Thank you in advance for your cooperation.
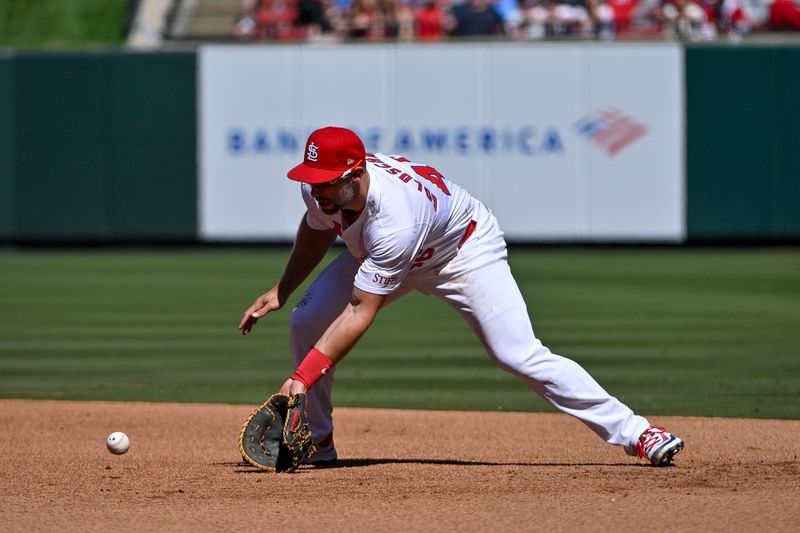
[636,426,684,466]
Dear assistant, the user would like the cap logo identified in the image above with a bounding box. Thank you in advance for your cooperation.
[347,158,355,165]
[306,142,319,162]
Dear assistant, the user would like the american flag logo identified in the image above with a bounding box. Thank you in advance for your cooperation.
[574,108,648,156]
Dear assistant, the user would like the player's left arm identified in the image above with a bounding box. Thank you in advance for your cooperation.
[279,287,384,395]
[315,287,384,363]
[281,224,426,395]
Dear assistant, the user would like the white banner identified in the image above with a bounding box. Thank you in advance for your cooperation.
[199,43,684,241]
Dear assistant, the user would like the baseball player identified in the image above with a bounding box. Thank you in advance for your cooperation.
[239,126,684,467]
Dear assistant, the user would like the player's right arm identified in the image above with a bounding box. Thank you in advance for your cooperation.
[239,215,337,335]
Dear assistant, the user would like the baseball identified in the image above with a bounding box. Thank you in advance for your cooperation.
[106,431,130,455]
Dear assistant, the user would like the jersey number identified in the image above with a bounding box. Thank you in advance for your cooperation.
[391,157,451,196]
[411,247,435,270]
[411,165,450,196]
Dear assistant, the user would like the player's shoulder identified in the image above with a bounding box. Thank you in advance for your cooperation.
[367,152,428,167]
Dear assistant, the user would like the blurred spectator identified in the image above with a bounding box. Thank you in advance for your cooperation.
[296,0,337,39]
[552,0,592,35]
[587,0,616,37]
[493,0,524,24]
[233,0,301,40]
[662,0,715,38]
[719,0,750,32]
[741,0,772,27]
[347,0,385,38]
[381,0,416,39]
[606,0,640,32]
[629,0,670,34]
[770,0,800,29]
[233,0,259,38]
[719,0,770,33]
[513,0,593,37]
[415,0,454,39]
[450,0,506,35]
[234,0,797,41]
[513,0,549,39]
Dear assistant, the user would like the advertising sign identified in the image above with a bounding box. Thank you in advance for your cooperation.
[199,43,684,241]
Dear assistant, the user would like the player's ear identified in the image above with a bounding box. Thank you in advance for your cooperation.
[351,166,366,181]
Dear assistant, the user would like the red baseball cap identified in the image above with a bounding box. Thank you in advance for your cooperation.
[287,127,366,184]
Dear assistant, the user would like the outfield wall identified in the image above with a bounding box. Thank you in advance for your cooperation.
[0,52,14,242]
[686,45,800,241]
[0,51,196,243]
[0,44,798,244]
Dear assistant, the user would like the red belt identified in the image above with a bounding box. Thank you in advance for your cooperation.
[458,220,477,248]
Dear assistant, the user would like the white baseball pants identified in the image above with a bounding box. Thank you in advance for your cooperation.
[289,211,650,455]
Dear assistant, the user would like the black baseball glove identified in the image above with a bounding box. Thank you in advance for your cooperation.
[239,393,315,472]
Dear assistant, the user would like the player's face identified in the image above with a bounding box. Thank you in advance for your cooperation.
[311,172,357,215]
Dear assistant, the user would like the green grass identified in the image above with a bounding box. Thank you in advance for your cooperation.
[0,247,798,419]
[0,0,127,47]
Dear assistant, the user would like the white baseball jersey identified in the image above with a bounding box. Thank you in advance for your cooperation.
[302,152,483,295]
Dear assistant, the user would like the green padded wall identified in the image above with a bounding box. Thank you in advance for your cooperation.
[777,47,800,236]
[4,46,800,243]
[686,45,800,240]
[10,51,196,242]
[0,54,14,239]
[15,53,115,240]
[109,53,197,239]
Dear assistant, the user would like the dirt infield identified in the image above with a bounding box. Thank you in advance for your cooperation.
[1,400,799,532]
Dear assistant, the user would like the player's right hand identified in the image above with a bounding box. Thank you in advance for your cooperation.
[239,287,282,335]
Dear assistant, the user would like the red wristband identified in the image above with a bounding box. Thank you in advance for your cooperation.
[291,348,334,390]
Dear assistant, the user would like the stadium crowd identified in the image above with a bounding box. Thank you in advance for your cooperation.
[232,0,800,42]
